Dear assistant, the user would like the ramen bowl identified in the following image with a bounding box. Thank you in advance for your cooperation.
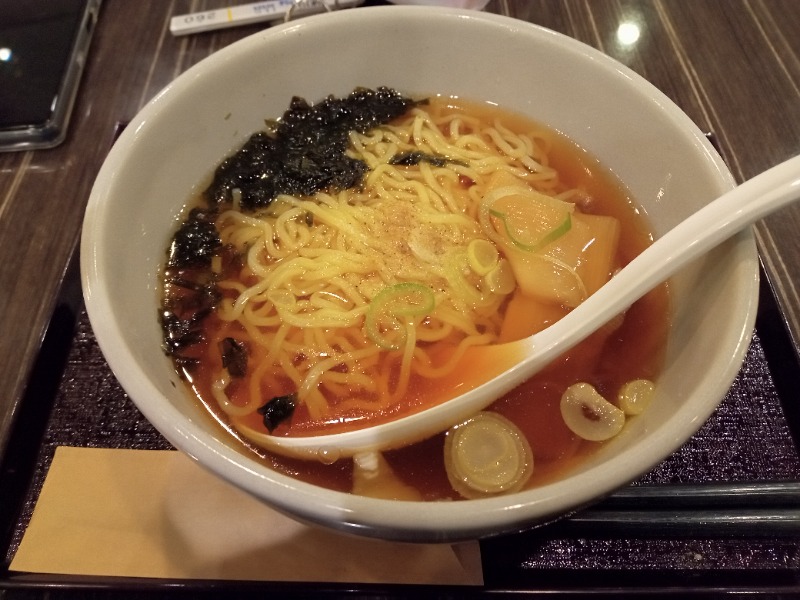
[81,6,757,542]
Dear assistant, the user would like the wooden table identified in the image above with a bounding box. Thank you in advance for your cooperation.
[2,0,800,589]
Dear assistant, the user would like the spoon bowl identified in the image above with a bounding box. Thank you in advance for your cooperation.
[249,154,800,459]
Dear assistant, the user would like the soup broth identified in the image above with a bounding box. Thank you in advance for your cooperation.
[161,92,669,501]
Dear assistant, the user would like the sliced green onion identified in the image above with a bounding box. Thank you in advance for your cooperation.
[467,238,499,276]
[617,379,656,415]
[364,283,435,351]
[480,185,574,253]
[443,252,496,308]
[489,206,571,253]
[444,411,533,499]
[484,258,516,295]
[560,382,625,441]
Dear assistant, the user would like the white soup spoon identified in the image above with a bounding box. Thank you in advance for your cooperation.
[246,154,800,460]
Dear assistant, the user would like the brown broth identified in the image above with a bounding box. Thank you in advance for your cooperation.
[166,97,670,500]
[378,103,669,499]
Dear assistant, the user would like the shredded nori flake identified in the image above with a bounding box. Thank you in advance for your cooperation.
[168,208,222,269]
[219,337,248,378]
[257,394,297,432]
[161,87,423,415]
[204,87,420,211]
[389,150,465,168]
[160,308,208,354]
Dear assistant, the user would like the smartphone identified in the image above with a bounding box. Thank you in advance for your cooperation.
[0,0,101,152]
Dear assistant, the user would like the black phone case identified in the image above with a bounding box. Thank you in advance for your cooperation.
[0,0,101,152]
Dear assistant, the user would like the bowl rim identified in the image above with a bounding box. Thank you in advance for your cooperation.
[80,5,758,542]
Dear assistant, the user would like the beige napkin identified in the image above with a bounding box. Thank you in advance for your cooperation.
[10,447,482,585]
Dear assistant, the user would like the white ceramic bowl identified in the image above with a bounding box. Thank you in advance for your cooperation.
[80,6,758,542]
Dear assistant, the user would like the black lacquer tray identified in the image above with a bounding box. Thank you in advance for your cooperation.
[1,251,800,597]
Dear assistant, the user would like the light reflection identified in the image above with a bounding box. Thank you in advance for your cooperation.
[0,47,11,62]
[616,22,641,47]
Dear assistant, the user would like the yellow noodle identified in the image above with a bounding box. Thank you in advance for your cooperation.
[202,99,583,433]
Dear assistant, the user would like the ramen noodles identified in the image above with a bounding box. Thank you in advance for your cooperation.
[161,89,669,500]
